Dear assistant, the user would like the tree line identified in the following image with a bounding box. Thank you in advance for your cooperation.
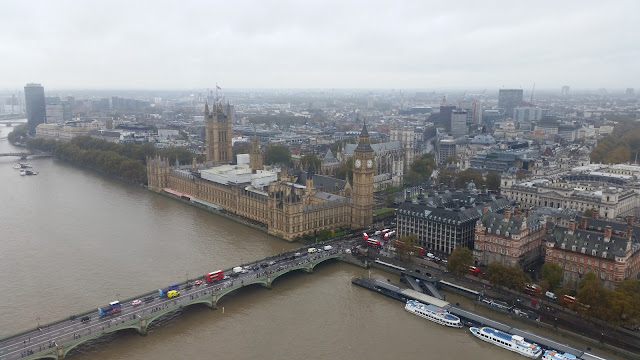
[591,119,640,164]
[17,127,202,185]
[443,247,640,328]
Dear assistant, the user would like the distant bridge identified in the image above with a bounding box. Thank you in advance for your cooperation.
[0,152,51,159]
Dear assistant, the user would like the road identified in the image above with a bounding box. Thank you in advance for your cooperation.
[0,240,357,360]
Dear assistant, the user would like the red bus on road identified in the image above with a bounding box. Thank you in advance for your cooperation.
[469,266,485,276]
[366,238,381,247]
[205,270,224,283]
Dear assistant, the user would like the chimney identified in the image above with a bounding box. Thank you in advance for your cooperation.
[568,219,576,233]
[504,208,512,221]
[514,207,521,217]
[483,204,489,215]
[581,217,588,230]
[626,226,633,239]
[604,225,612,241]
[525,207,531,218]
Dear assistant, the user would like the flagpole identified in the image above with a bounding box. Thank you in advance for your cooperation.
[215,83,218,102]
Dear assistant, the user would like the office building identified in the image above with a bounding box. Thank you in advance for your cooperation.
[498,89,523,118]
[451,110,468,138]
[396,189,512,256]
[24,83,46,135]
[513,106,542,122]
[439,105,456,130]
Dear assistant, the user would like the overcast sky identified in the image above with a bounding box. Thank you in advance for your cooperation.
[1,0,638,91]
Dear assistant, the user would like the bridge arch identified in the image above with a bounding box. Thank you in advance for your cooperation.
[308,254,343,271]
[269,264,313,286]
[215,279,268,303]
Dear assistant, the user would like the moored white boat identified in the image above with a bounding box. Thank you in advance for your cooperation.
[404,300,463,328]
[542,349,578,360]
[470,326,542,358]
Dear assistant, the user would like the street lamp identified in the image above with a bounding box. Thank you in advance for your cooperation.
[116,293,120,301]
[36,317,40,328]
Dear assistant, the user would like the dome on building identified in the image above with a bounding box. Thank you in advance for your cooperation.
[471,134,496,145]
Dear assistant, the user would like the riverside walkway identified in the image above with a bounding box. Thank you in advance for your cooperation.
[0,243,352,360]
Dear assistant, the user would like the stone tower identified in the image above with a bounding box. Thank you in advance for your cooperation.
[249,129,263,173]
[205,101,233,164]
[390,125,415,172]
[146,156,170,190]
[351,121,375,229]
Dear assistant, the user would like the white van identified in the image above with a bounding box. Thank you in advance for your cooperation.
[323,245,333,251]
[308,247,317,253]
[426,253,435,259]
[545,291,557,300]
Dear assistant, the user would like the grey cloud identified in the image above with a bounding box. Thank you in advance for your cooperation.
[0,0,638,90]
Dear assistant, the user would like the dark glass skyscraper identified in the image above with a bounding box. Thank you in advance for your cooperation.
[498,89,523,118]
[24,83,46,135]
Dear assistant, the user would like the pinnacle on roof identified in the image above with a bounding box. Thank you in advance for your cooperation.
[360,119,369,137]
[324,149,335,162]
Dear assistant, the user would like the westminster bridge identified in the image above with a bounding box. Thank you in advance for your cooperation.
[0,242,355,360]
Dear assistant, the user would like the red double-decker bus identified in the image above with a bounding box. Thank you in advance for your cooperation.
[366,238,381,247]
[205,270,224,283]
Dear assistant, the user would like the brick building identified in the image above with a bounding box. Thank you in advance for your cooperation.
[474,207,546,269]
[545,217,640,289]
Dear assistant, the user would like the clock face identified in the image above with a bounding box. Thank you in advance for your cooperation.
[355,159,362,168]
[366,159,373,168]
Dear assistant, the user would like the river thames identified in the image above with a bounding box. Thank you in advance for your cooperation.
[0,122,620,360]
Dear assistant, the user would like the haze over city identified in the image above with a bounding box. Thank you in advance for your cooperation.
[1,0,638,90]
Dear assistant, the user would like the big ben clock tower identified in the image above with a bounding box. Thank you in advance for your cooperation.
[351,121,375,229]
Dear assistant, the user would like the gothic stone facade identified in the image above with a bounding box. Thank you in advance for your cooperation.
[147,123,374,241]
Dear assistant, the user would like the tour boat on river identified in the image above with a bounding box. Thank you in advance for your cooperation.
[404,300,463,328]
[470,326,542,358]
[542,349,578,360]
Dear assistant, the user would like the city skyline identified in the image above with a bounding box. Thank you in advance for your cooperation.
[1,0,638,90]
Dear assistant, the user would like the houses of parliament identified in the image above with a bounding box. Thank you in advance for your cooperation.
[147,101,374,241]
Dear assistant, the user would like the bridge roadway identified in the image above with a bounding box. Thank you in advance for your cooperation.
[0,152,51,159]
[0,241,354,360]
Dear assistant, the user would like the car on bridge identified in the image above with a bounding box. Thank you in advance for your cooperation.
[167,290,180,298]
[81,316,90,322]
[132,299,142,307]
[194,280,203,286]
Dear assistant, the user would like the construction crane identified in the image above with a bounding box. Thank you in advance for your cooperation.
[458,90,467,108]
[522,83,536,107]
